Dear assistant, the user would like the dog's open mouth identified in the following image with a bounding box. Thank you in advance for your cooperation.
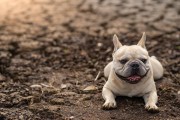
[115,72,146,84]
[126,75,142,83]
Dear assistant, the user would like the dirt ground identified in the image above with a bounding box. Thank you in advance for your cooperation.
[0,0,179,120]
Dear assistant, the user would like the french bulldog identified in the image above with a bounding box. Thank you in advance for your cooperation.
[102,32,163,112]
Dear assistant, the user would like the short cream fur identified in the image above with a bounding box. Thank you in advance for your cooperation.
[102,32,163,112]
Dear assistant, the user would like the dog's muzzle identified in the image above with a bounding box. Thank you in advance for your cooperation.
[115,70,149,84]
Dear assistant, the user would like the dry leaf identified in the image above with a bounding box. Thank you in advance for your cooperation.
[83,85,97,91]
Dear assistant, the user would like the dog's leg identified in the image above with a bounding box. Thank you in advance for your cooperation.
[143,91,159,112]
[102,87,117,110]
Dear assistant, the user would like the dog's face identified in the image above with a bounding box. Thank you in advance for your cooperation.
[112,33,150,84]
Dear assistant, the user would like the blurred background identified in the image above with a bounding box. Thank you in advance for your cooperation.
[0,0,179,37]
[0,0,179,119]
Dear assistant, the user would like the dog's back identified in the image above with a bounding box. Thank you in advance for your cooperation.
[150,56,163,80]
[104,62,112,78]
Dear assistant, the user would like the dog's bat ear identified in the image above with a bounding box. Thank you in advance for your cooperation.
[113,34,122,52]
[137,32,146,49]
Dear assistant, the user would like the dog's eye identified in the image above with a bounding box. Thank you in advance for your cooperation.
[120,59,128,64]
[141,58,147,63]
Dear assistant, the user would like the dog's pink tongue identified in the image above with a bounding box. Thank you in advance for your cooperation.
[127,75,141,81]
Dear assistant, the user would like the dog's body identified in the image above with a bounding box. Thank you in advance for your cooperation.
[102,33,163,112]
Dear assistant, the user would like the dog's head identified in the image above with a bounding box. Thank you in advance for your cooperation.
[112,32,151,84]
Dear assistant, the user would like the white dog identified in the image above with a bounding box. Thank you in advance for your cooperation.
[102,32,163,112]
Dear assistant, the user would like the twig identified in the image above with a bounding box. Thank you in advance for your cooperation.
[94,71,101,81]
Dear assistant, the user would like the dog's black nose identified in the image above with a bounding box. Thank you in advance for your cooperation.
[131,62,139,68]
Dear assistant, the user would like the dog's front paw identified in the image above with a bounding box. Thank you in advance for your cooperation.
[145,103,159,113]
[102,101,117,110]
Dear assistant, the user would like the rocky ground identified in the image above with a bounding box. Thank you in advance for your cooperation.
[0,0,179,119]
